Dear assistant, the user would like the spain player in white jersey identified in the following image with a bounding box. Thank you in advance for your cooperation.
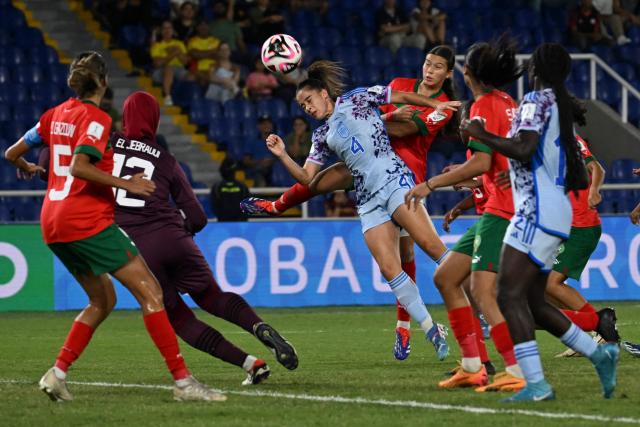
[461,43,619,402]
[265,60,460,360]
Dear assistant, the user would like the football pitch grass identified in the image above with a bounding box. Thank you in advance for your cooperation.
[1,303,639,426]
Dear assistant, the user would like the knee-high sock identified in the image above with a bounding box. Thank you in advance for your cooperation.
[55,321,95,372]
[274,182,314,212]
[472,315,490,363]
[192,289,262,333]
[389,271,433,332]
[448,306,481,372]
[560,323,598,357]
[490,321,518,368]
[144,310,190,381]
[396,261,416,323]
[561,303,598,331]
[514,341,545,383]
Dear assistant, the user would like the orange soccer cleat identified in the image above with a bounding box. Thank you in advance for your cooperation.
[475,371,526,393]
[438,365,488,389]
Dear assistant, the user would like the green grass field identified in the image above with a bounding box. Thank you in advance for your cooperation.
[1,303,639,426]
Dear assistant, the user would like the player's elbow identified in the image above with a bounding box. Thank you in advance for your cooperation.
[3,147,16,163]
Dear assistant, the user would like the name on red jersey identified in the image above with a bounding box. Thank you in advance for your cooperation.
[51,121,76,137]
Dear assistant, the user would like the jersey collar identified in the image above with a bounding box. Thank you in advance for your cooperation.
[414,79,444,99]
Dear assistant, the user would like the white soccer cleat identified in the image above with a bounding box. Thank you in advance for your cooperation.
[39,368,73,402]
[173,376,227,402]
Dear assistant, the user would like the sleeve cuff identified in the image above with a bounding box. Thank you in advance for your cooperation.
[23,126,43,147]
[74,144,103,160]
[411,112,429,136]
[584,155,595,164]
[467,139,492,155]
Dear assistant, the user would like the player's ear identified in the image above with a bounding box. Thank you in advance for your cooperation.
[320,88,329,101]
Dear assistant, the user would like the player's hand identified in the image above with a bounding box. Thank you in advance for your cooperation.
[390,105,414,122]
[266,133,286,157]
[453,179,480,191]
[125,172,156,197]
[404,182,431,210]
[441,163,460,173]
[16,162,45,180]
[443,206,461,233]
[435,100,461,113]
[460,117,486,138]
[630,202,640,225]
[495,170,511,190]
[588,189,602,209]
[633,168,640,176]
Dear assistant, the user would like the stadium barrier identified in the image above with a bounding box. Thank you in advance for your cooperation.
[1,216,639,312]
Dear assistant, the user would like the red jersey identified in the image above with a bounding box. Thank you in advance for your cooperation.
[467,90,517,220]
[38,98,114,244]
[466,149,488,214]
[379,78,454,183]
[571,135,601,227]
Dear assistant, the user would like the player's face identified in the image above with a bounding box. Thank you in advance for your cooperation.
[296,87,330,120]
[422,54,451,88]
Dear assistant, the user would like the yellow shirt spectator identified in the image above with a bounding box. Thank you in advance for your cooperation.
[188,35,221,72]
[151,39,187,67]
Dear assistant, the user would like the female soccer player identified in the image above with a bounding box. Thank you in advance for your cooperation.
[3,52,224,403]
[406,36,525,392]
[243,46,458,360]
[111,91,298,385]
[264,60,460,360]
[460,43,619,402]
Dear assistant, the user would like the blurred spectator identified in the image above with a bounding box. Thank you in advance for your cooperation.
[274,66,308,102]
[188,20,221,85]
[324,192,357,217]
[100,87,122,131]
[205,42,241,102]
[246,56,279,100]
[242,115,276,186]
[409,0,447,49]
[247,0,286,45]
[173,1,198,41]
[151,20,191,105]
[569,0,609,50]
[289,0,329,15]
[593,0,632,44]
[376,0,413,54]
[619,0,640,25]
[284,116,311,164]
[210,0,248,61]
[210,158,249,221]
[171,0,199,17]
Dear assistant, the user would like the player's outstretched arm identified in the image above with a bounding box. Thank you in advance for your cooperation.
[443,194,475,233]
[390,91,461,112]
[266,133,321,185]
[460,118,539,162]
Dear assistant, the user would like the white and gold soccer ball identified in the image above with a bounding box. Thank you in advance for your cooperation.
[261,34,303,74]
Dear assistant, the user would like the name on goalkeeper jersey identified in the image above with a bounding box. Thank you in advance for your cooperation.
[51,121,76,137]
[115,138,161,158]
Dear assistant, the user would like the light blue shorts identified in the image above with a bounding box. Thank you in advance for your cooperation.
[503,214,566,272]
[358,174,415,234]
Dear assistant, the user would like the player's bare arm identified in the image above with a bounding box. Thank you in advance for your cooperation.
[461,118,539,162]
[4,138,46,178]
[587,160,605,209]
[70,153,156,196]
[266,133,321,185]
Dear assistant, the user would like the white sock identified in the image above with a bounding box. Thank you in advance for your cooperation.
[271,201,280,214]
[505,364,524,379]
[419,317,434,333]
[175,376,192,387]
[242,355,258,372]
[461,357,482,373]
[53,367,66,380]
[396,321,410,330]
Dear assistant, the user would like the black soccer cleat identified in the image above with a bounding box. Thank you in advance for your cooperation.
[596,307,620,343]
[254,323,299,370]
[483,360,496,376]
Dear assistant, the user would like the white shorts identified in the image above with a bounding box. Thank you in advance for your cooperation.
[358,174,415,234]
[503,214,565,272]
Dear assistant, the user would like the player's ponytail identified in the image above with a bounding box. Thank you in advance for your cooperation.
[67,51,108,99]
[531,43,588,194]
[428,45,458,136]
[465,33,523,89]
[298,60,347,100]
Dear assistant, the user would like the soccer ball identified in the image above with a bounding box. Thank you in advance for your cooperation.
[261,34,302,74]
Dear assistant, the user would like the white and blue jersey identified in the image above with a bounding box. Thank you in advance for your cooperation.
[508,88,572,239]
[307,86,412,207]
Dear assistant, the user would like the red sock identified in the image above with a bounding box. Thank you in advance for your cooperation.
[396,261,417,322]
[274,183,314,212]
[448,306,479,359]
[490,321,517,367]
[144,310,190,381]
[472,315,490,363]
[55,321,95,372]
[579,302,596,313]
[562,309,599,331]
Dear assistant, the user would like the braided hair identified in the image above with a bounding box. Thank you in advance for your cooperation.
[465,33,523,89]
[531,43,588,193]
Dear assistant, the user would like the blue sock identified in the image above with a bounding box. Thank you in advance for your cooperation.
[513,341,545,384]
[388,271,430,326]
[434,249,450,265]
[560,323,597,358]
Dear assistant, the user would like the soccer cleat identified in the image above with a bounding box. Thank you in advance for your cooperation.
[554,347,580,358]
[393,327,411,360]
[591,343,620,399]
[240,197,280,217]
[439,365,488,389]
[173,376,227,402]
[39,368,73,402]
[483,360,496,376]
[622,341,640,357]
[479,314,491,339]
[254,322,299,370]
[501,380,555,403]
[596,308,620,343]
[475,371,526,393]
[426,323,449,361]
[242,359,271,386]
